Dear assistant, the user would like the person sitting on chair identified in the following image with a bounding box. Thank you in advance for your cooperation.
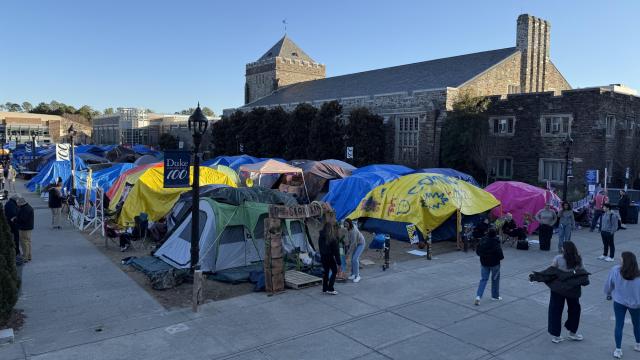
[502,213,527,240]
[149,217,168,244]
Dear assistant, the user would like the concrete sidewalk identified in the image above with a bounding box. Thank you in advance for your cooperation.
[1,186,638,359]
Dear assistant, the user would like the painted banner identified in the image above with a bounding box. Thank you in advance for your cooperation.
[406,224,419,244]
[56,143,71,161]
[163,151,191,188]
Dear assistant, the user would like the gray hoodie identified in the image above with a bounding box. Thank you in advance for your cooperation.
[600,210,620,234]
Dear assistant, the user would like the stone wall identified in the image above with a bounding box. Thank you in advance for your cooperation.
[485,88,640,188]
[544,61,571,93]
[245,57,325,104]
[460,53,521,97]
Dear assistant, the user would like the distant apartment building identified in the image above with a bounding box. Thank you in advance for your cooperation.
[0,112,92,145]
[92,108,218,148]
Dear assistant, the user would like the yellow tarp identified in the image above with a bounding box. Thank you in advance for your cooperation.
[108,163,161,211]
[118,166,237,226]
[347,173,500,235]
[210,164,240,186]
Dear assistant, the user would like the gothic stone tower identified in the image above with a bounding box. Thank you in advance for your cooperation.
[245,35,326,104]
[516,14,551,93]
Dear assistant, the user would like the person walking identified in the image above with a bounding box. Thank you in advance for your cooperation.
[48,182,63,229]
[604,251,640,359]
[591,189,609,232]
[319,211,341,295]
[4,194,20,257]
[558,202,576,253]
[530,241,589,343]
[345,219,365,283]
[535,204,557,251]
[599,203,620,262]
[618,190,631,229]
[7,165,16,193]
[15,196,34,262]
[474,228,504,306]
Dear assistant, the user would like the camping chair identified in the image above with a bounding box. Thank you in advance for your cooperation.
[129,214,151,250]
[104,222,123,249]
[495,217,516,247]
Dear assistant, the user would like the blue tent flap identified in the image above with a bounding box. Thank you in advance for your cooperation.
[26,157,87,192]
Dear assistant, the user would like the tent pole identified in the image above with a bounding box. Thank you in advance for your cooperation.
[456,208,462,250]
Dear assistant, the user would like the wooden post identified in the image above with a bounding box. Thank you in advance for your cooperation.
[264,218,284,295]
[192,269,204,312]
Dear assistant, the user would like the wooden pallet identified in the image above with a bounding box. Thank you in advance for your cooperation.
[284,270,322,289]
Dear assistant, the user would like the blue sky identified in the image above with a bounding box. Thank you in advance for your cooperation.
[1,0,638,115]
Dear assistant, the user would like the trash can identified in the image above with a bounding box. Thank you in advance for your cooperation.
[628,204,639,224]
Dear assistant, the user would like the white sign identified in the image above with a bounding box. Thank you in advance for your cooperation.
[346,146,354,159]
[56,143,71,161]
[178,141,184,149]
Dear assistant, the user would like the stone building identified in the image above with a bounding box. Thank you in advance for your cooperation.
[0,111,92,145]
[484,85,640,189]
[230,14,571,168]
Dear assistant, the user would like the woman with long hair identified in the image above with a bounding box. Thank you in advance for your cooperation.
[557,201,576,253]
[319,210,341,295]
[548,241,585,343]
[345,219,366,283]
[605,251,640,358]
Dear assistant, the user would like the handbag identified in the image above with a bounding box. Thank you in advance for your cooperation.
[516,239,529,250]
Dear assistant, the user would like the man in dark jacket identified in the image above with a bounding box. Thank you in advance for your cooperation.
[15,196,34,262]
[474,228,504,305]
[4,194,20,256]
[48,183,63,229]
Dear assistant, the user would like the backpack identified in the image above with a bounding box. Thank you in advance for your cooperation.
[516,239,529,250]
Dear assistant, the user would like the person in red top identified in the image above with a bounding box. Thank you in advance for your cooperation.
[591,189,609,232]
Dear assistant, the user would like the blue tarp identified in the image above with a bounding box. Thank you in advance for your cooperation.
[323,164,414,220]
[26,157,88,192]
[75,163,136,201]
[415,168,479,187]
[203,155,262,171]
[75,145,106,156]
[132,145,161,157]
[360,213,485,243]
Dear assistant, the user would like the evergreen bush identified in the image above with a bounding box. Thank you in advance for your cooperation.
[0,206,19,324]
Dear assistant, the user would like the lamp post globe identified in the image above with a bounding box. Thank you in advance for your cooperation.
[561,134,574,202]
[188,104,209,273]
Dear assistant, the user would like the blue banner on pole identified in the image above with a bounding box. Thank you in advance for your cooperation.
[163,151,191,188]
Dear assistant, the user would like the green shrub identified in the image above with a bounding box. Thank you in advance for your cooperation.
[0,206,19,324]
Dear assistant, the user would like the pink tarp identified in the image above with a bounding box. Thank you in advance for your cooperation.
[485,181,561,233]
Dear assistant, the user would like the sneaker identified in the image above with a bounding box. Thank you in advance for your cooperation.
[348,275,356,280]
[474,296,480,306]
[551,336,564,344]
[613,349,623,359]
[597,255,606,260]
[491,297,503,301]
[327,290,338,295]
[605,257,615,262]
[353,276,361,283]
[568,332,583,341]
[634,344,640,352]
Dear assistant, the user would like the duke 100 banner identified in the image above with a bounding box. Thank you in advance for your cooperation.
[163,151,191,188]
[56,143,71,161]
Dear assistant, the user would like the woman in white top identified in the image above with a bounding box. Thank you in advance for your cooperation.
[345,219,365,283]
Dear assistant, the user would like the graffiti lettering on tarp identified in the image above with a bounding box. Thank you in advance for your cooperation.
[408,175,459,195]
[360,196,380,213]
[447,188,471,203]
[397,199,411,215]
[387,197,397,216]
[419,192,449,210]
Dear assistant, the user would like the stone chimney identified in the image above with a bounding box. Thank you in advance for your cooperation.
[516,14,551,93]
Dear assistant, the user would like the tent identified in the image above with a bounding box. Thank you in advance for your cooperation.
[26,157,88,192]
[288,160,353,200]
[107,162,162,205]
[77,153,110,165]
[207,164,240,186]
[132,145,161,158]
[415,168,479,187]
[74,145,106,157]
[323,164,414,220]
[74,163,136,202]
[167,186,298,231]
[485,181,561,233]
[239,160,309,201]
[117,166,237,226]
[348,173,500,241]
[155,198,313,272]
[134,154,159,166]
[203,155,263,171]
[321,159,357,171]
[106,145,136,162]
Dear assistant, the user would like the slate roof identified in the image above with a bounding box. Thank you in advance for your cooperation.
[257,35,315,63]
[246,47,519,108]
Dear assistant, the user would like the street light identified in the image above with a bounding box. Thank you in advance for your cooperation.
[561,134,574,202]
[68,125,77,195]
[30,130,36,163]
[188,103,208,273]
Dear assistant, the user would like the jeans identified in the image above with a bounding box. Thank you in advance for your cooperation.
[614,301,640,348]
[601,231,615,258]
[539,224,553,251]
[351,244,364,278]
[321,255,338,292]
[548,291,581,337]
[558,224,572,252]
[591,210,604,231]
[476,265,500,299]
[51,207,61,227]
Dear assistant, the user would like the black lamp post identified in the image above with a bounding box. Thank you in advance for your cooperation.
[561,134,574,202]
[30,130,36,163]
[342,133,350,163]
[68,125,77,195]
[188,104,209,272]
